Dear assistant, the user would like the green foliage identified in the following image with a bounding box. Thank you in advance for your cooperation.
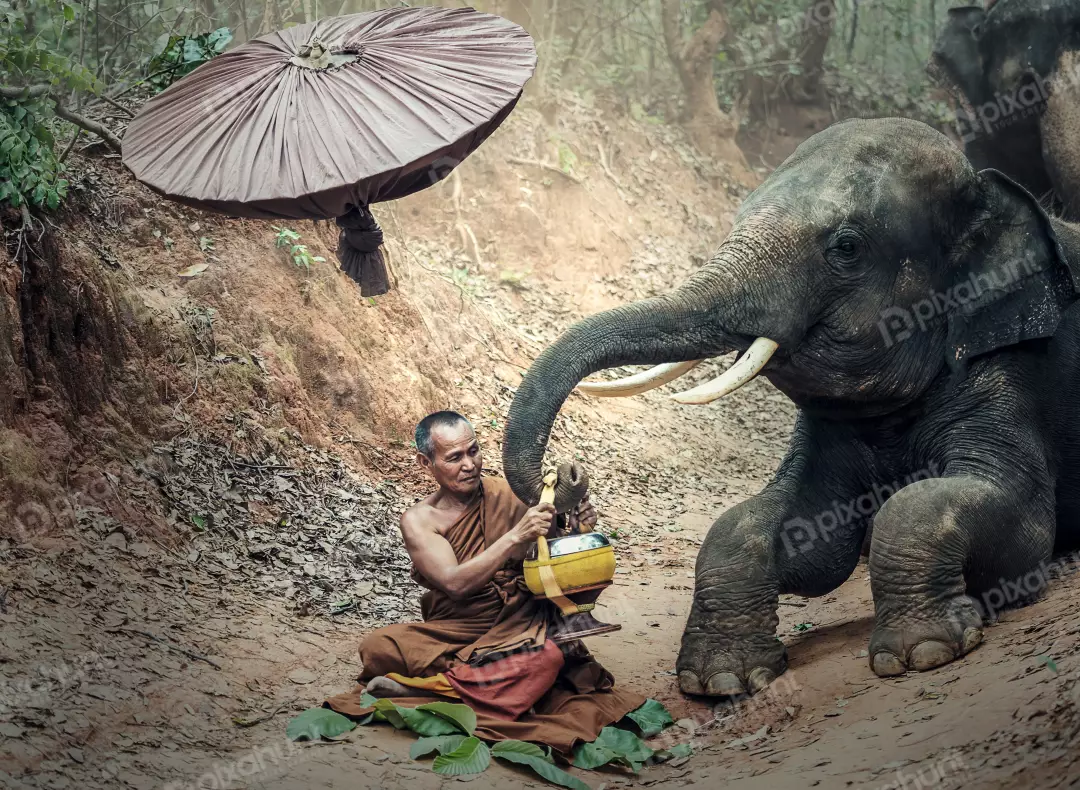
[0,1,99,92]
[624,698,675,738]
[398,706,466,737]
[364,698,474,737]
[0,101,68,208]
[0,0,100,209]
[410,734,468,760]
[356,696,685,790]
[414,701,478,735]
[492,741,591,790]
[718,0,954,125]
[285,707,357,742]
[822,61,953,126]
[572,726,655,773]
[654,743,694,762]
[432,736,491,776]
[272,226,326,271]
[146,27,232,91]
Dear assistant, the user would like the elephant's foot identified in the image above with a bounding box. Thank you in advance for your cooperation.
[868,594,984,677]
[676,632,788,697]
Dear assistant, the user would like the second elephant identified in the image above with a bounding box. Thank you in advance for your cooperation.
[930,0,1080,216]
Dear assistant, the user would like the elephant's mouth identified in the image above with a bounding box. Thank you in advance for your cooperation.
[576,335,781,405]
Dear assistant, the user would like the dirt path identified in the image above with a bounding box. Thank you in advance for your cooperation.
[4,369,1079,790]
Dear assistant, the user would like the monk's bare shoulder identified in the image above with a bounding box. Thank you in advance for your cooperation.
[400,499,438,536]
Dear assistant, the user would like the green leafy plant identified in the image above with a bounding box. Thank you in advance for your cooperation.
[1037,655,1059,674]
[432,736,491,776]
[624,698,675,737]
[0,0,100,209]
[414,701,478,734]
[573,726,655,773]
[146,27,232,91]
[335,696,686,790]
[0,101,68,208]
[272,226,326,271]
[410,734,468,760]
[286,708,357,741]
[492,741,590,790]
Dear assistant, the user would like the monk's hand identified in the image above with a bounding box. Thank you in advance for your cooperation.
[569,494,598,532]
[509,504,557,545]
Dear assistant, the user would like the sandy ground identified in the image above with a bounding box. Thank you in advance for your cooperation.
[3,369,1080,790]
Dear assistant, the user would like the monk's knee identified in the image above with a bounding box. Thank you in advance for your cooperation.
[359,625,409,680]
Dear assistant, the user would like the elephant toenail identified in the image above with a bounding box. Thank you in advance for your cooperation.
[871,651,906,677]
[705,671,747,697]
[962,627,983,654]
[909,641,955,671]
[678,671,705,695]
[747,667,776,694]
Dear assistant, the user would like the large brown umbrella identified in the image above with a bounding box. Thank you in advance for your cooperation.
[122,6,536,295]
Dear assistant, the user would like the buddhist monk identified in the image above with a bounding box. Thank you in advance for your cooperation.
[326,411,644,750]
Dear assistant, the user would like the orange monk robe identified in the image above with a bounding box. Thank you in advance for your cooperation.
[325,476,645,754]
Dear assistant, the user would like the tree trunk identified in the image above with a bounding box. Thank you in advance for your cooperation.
[198,0,216,27]
[847,0,859,61]
[792,0,837,100]
[258,0,279,35]
[660,0,748,171]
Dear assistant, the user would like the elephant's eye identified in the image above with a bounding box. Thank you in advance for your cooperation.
[828,231,863,265]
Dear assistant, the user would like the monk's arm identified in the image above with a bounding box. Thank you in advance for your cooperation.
[401,504,556,601]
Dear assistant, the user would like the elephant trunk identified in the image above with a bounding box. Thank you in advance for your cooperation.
[502,285,728,512]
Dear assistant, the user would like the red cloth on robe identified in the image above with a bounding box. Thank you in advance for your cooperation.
[445,641,566,721]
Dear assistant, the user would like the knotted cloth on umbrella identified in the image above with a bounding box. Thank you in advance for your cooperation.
[122,7,536,295]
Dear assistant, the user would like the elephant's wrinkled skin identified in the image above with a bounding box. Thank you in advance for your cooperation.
[930,0,1080,216]
[500,118,1080,696]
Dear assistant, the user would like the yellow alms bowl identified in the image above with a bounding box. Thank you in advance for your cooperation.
[523,533,616,597]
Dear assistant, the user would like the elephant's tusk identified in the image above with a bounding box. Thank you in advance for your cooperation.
[671,338,779,405]
[576,360,704,398]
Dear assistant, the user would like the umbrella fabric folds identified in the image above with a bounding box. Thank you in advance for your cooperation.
[122,7,536,295]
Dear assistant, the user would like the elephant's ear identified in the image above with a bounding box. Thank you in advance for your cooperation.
[946,169,1080,372]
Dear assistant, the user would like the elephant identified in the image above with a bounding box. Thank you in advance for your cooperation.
[500,117,1080,696]
[929,0,1080,216]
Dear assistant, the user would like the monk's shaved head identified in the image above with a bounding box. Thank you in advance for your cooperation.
[415,411,483,497]
[415,411,472,458]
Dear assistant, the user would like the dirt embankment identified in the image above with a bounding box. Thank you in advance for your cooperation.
[0,86,748,544]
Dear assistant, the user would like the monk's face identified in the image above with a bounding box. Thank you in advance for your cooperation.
[419,422,483,496]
